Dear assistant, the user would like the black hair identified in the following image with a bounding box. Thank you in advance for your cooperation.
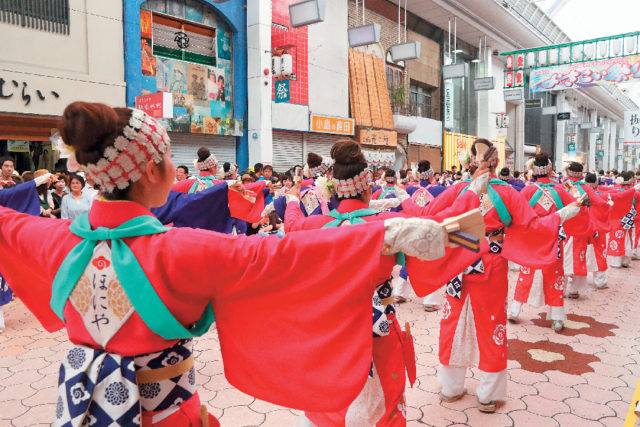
[254,163,264,173]
[399,169,407,179]
[585,172,597,184]
[513,171,520,179]
[177,165,189,175]
[499,167,510,177]
[621,170,634,183]
[598,169,605,175]
[568,162,583,173]
[0,156,15,167]
[69,173,85,188]
[417,160,431,172]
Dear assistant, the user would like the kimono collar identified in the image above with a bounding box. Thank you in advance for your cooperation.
[337,199,370,213]
[199,170,215,177]
[536,177,554,184]
[88,200,155,229]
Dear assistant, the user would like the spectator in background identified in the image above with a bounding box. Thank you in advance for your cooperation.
[254,163,264,180]
[222,162,238,180]
[50,173,68,218]
[0,157,20,188]
[176,165,190,181]
[21,171,33,182]
[262,165,274,181]
[399,169,408,185]
[406,169,416,184]
[241,173,255,184]
[61,174,93,220]
[83,174,100,200]
[34,169,54,218]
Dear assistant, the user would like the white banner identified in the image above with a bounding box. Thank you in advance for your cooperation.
[624,111,640,143]
[444,80,454,129]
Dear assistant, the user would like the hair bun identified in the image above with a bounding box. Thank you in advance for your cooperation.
[417,160,431,172]
[534,152,550,167]
[60,102,129,165]
[197,146,211,162]
[307,152,323,168]
[331,139,366,165]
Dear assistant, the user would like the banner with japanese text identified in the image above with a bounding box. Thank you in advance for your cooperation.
[624,111,640,144]
[529,54,640,92]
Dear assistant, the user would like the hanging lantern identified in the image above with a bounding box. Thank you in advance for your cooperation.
[281,53,293,77]
[272,55,282,78]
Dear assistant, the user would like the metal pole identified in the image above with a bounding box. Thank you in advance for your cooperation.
[404,0,407,42]
[454,16,457,63]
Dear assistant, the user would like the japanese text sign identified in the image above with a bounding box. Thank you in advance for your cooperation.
[135,92,173,118]
[624,111,640,143]
[275,79,290,103]
[359,129,397,147]
[309,114,355,135]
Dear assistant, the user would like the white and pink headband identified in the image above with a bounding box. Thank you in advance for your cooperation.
[196,154,218,171]
[532,160,553,176]
[335,168,372,198]
[55,109,169,193]
[308,160,334,178]
[417,168,434,181]
[470,145,499,168]
[566,169,583,178]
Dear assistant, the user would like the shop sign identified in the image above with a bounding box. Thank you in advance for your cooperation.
[525,99,542,108]
[0,76,60,106]
[359,129,397,147]
[275,80,290,103]
[473,77,495,91]
[444,80,454,129]
[504,88,524,102]
[7,140,30,152]
[135,92,173,118]
[568,143,576,152]
[443,63,469,79]
[580,122,593,129]
[557,112,571,120]
[529,54,640,93]
[309,114,354,135]
[624,110,640,143]
[569,117,582,125]
[597,150,605,158]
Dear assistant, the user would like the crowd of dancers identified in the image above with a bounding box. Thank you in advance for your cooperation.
[0,101,636,426]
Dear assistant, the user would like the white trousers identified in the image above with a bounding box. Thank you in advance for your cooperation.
[438,364,507,404]
[510,300,565,321]
[609,255,631,268]
[422,289,442,306]
[392,274,411,299]
[593,271,608,288]
[0,306,4,332]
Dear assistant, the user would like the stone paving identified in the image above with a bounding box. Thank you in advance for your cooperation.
[1,264,639,426]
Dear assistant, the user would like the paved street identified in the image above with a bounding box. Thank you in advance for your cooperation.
[1,264,639,427]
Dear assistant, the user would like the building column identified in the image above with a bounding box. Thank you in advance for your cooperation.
[609,120,617,171]
[247,0,273,166]
[588,110,597,172]
[602,118,610,172]
[554,92,566,171]
[514,101,525,171]
[617,125,624,171]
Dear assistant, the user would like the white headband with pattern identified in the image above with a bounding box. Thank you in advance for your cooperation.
[335,168,372,198]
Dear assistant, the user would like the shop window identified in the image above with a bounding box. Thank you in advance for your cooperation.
[139,0,237,133]
[409,82,433,119]
[0,0,69,34]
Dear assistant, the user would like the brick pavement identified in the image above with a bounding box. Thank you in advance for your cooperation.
[0,264,639,426]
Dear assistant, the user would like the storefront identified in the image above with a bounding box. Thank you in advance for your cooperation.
[443,131,506,171]
[0,113,61,172]
[272,129,349,173]
[123,0,248,167]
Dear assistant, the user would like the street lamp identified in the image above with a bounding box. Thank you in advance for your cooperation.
[289,0,326,28]
[389,40,421,62]
[348,23,381,47]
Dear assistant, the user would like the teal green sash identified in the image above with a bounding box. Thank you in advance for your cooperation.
[188,176,217,194]
[50,214,215,340]
[322,208,382,228]
[459,178,513,227]
[378,186,395,200]
[529,183,564,210]
[322,207,405,264]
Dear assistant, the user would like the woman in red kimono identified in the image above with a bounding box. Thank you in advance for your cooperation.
[605,171,640,268]
[0,102,461,427]
[563,165,611,296]
[508,154,589,332]
[425,141,581,413]
[170,146,268,231]
[284,139,488,426]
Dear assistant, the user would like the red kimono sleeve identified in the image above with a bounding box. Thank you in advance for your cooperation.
[227,181,266,223]
[554,184,592,238]
[0,206,79,331]
[583,186,611,232]
[403,184,488,294]
[171,179,195,194]
[191,224,389,411]
[501,187,561,267]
